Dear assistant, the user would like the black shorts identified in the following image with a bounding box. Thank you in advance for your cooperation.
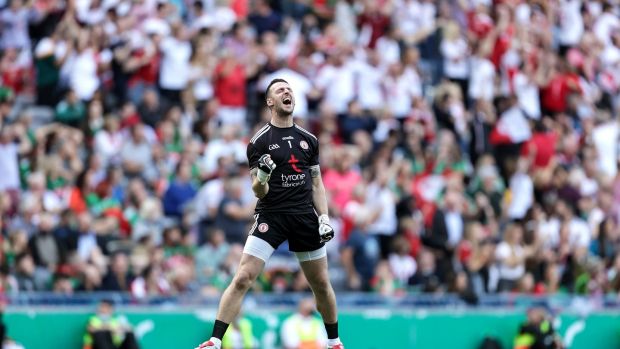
[249,212,324,252]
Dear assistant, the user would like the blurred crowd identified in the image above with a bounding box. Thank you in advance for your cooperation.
[1,0,620,303]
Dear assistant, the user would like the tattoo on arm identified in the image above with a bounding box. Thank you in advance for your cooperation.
[310,165,320,178]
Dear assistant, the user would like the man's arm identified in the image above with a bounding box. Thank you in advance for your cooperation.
[251,168,269,199]
[312,166,335,243]
[311,166,328,216]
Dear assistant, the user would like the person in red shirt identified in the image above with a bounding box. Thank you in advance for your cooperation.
[540,58,582,116]
[356,0,391,49]
[214,51,254,126]
[521,117,558,171]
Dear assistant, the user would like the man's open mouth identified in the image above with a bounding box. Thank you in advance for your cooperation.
[283,97,292,105]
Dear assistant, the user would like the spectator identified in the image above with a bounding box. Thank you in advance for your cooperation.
[281,298,327,349]
[513,307,563,349]
[0,123,30,192]
[162,160,198,219]
[201,125,246,177]
[132,197,171,245]
[248,0,282,37]
[0,0,36,51]
[423,188,465,283]
[34,33,71,106]
[130,264,170,300]
[101,252,132,292]
[83,299,140,349]
[55,89,86,128]
[68,30,108,102]
[158,23,192,106]
[28,213,65,280]
[388,235,417,286]
[94,116,123,167]
[440,21,469,99]
[214,177,253,245]
[323,147,362,215]
[340,183,381,291]
[495,223,531,293]
[366,169,398,258]
[14,252,37,291]
[409,248,441,293]
[221,313,257,349]
[195,229,230,287]
[120,123,155,180]
[315,49,356,115]
[213,50,254,126]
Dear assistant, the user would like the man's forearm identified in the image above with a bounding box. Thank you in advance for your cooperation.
[252,178,269,199]
[312,180,329,216]
[251,169,269,199]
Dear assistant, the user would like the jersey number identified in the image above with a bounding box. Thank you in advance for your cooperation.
[288,140,292,148]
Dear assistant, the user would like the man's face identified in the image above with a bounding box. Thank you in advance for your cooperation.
[267,82,295,116]
[98,302,113,316]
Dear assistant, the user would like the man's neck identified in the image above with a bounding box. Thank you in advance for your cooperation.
[270,115,294,128]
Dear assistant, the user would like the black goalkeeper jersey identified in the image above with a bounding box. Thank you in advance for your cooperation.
[247,122,319,214]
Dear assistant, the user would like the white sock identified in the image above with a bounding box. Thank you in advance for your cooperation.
[208,338,222,348]
[328,338,341,346]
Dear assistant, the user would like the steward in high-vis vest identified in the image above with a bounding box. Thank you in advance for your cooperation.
[222,316,256,349]
[83,300,139,349]
[281,298,327,349]
[513,308,563,349]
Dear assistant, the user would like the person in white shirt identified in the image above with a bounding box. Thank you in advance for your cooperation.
[68,32,110,101]
[507,158,534,220]
[495,223,530,292]
[468,44,495,103]
[366,170,399,258]
[592,117,619,178]
[555,198,591,249]
[315,50,356,114]
[593,2,620,48]
[0,124,28,191]
[440,21,469,96]
[94,116,123,167]
[0,0,38,50]
[159,23,192,105]
[201,125,246,177]
[351,49,385,112]
[513,60,543,120]
[383,62,422,119]
[388,235,417,285]
[395,0,436,45]
[375,26,402,67]
[558,0,584,51]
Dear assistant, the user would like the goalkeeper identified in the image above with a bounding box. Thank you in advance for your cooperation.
[196,79,344,349]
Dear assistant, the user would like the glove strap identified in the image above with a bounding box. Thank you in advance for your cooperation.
[257,170,270,184]
[318,214,330,224]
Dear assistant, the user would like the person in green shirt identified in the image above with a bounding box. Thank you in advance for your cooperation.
[83,300,140,349]
[55,89,86,129]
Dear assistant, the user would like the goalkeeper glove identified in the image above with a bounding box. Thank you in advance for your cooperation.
[257,154,276,184]
[318,214,334,243]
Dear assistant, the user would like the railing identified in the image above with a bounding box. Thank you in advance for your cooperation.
[5,292,620,311]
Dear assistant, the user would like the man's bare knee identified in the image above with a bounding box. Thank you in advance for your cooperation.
[232,270,255,292]
[309,276,332,296]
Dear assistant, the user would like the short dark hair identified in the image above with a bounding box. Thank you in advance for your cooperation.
[265,78,289,99]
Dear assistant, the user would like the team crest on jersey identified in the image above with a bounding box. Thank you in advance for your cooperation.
[258,223,269,233]
[300,140,309,150]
